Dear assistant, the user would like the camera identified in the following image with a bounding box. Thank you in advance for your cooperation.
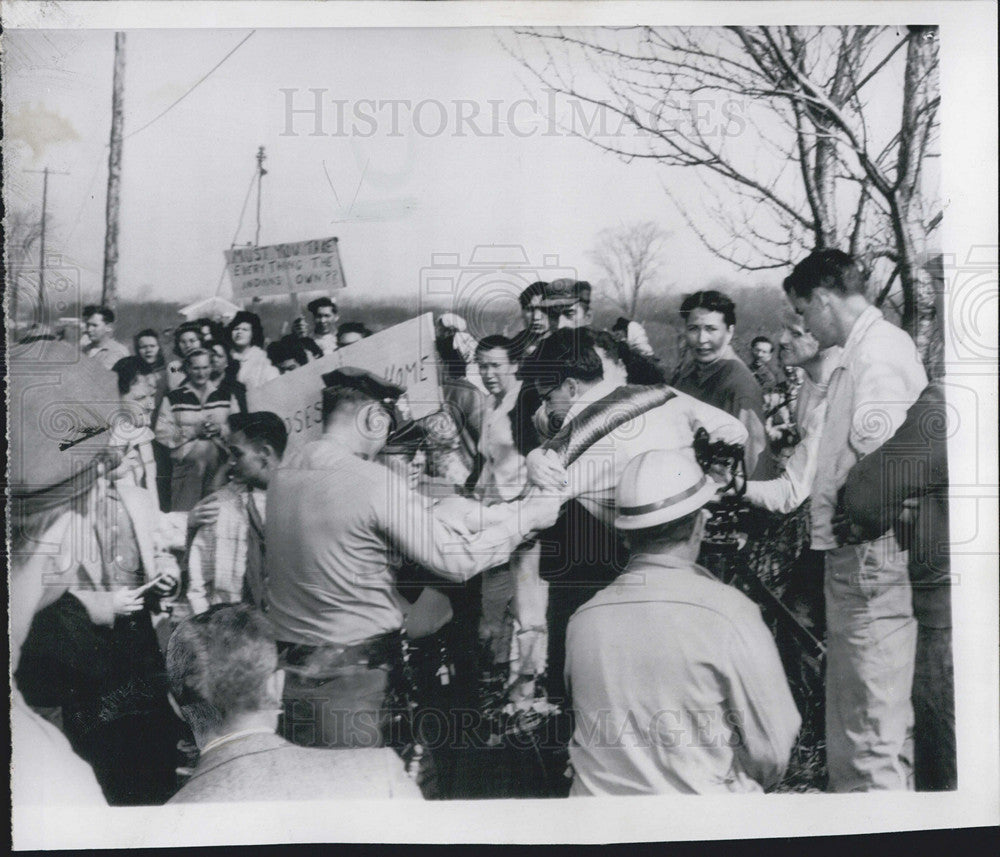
[693,427,750,551]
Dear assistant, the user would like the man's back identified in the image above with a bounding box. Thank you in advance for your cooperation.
[566,555,800,796]
[169,733,421,802]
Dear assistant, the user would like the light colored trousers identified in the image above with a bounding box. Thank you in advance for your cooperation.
[480,541,549,677]
[825,533,917,792]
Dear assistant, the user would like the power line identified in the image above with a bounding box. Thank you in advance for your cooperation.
[216,166,259,295]
[124,30,256,141]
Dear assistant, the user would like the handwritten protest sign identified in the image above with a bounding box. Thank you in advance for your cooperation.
[247,313,441,451]
[225,237,346,299]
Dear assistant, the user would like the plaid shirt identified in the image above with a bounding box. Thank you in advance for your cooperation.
[186,481,267,615]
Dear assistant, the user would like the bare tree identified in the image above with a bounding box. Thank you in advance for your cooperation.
[591,221,670,318]
[508,25,942,371]
[4,208,44,328]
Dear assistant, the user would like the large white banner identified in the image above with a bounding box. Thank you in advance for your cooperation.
[247,313,441,451]
[225,236,346,299]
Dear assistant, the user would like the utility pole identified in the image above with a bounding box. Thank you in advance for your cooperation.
[255,145,267,247]
[102,31,126,309]
[23,165,69,312]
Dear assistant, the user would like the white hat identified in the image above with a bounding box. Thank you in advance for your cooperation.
[437,313,466,332]
[614,449,719,530]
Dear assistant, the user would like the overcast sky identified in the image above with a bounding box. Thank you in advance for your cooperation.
[4,27,759,309]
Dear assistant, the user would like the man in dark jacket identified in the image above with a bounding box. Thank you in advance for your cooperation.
[842,381,954,791]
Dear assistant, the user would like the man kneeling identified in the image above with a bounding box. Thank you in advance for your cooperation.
[167,604,421,802]
[566,449,801,795]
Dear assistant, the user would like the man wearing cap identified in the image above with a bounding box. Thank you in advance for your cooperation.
[264,367,561,750]
[306,296,339,355]
[542,278,593,331]
[565,449,801,796]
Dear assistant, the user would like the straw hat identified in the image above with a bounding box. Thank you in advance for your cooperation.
[615,449,718,530]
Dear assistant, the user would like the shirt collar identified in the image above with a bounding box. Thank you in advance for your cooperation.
[626,551,717,579]
[838,305,884,365]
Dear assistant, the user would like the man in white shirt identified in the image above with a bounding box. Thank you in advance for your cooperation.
[82,304,130,369]
[566,449,801,795]
[783,248,927,792]
[306,296,339,355]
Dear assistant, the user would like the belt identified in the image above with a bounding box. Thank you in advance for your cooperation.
[277,630,402,673]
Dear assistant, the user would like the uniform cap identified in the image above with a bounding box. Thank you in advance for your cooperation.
[321,366,406,401]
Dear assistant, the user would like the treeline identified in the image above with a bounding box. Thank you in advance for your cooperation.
[90,282,791,370]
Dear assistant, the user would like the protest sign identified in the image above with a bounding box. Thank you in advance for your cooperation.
[247,313,441,451]
[225,237,346,299]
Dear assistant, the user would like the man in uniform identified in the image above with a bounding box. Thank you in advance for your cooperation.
[264,367,560,750]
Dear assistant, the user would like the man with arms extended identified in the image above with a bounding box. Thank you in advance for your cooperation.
[522,328,749,703]
[566,449,801,795]
[783,248,927,791]
[265,368,560,750]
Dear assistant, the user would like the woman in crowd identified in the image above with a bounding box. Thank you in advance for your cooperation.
[110,356,166,508]
[167,322,204,390]
[670,290,773,478]
[155,348,242,511]
[226,310,280,390]
[133,328,169,409]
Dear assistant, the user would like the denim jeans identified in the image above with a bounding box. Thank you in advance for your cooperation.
[824,533,917,791]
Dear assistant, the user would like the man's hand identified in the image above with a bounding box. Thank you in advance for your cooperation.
[526,448,567,491]
[188,495,221,529]
[521,491,562,533]
[198,420,221,440]
[112,587,146,616]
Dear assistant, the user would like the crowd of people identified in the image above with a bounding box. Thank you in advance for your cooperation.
[10,249,954,810]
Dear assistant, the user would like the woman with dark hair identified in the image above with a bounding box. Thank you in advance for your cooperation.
[133,328,166,372]
[670,289,773,478]
[226,310,279,390]
[133,328,169,415]
[167,322,204,391]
